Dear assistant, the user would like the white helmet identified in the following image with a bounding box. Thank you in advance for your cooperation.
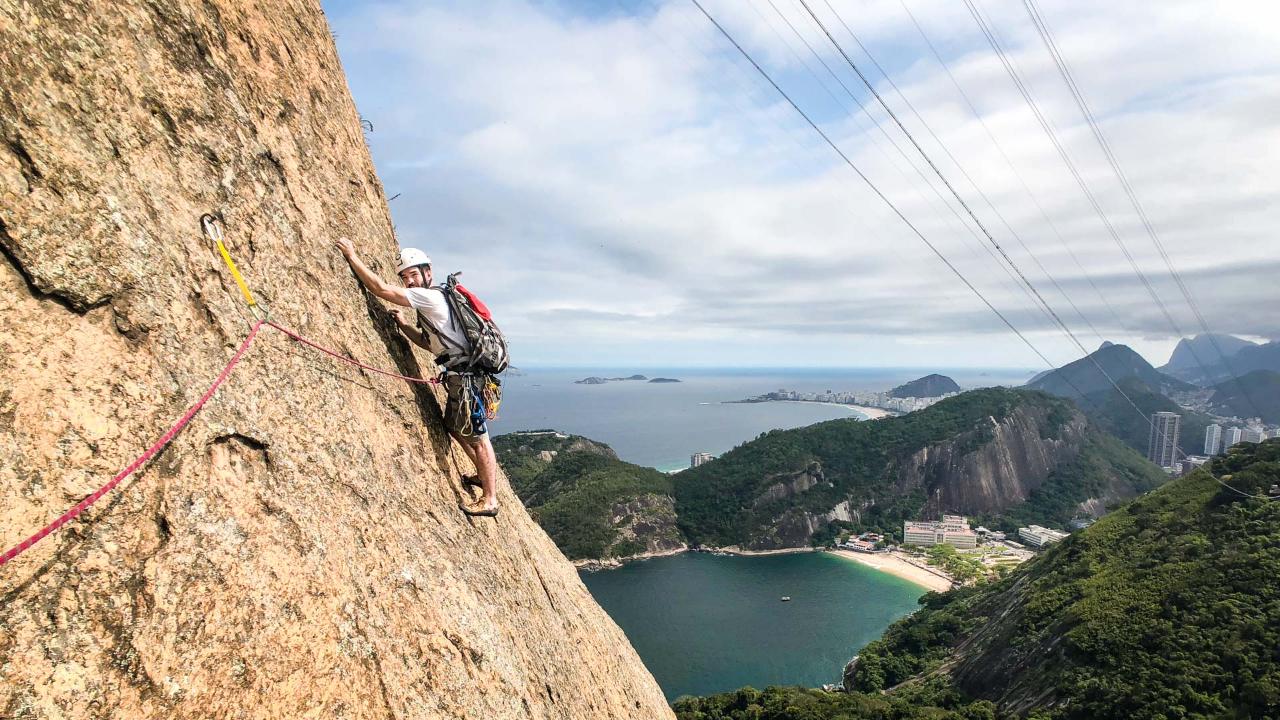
[396,248,432,274]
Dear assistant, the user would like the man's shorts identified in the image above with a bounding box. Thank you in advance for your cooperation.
[443,374,488,440]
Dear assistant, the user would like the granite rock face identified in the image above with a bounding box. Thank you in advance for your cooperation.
[0,2,671,718]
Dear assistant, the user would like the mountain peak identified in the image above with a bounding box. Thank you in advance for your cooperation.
[1028,343,1190,399]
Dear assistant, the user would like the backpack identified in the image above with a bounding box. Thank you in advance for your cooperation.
[419,272,510,375]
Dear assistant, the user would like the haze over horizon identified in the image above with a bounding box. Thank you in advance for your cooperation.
[324,0,1280,369]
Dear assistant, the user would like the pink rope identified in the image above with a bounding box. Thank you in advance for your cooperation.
[0,321,266,567]
[266,321,441,385]
[0,317,445,568]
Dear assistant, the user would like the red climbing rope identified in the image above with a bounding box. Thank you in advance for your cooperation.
[267,320,441,385]
[0,319,442,568]
[0,320,265,567]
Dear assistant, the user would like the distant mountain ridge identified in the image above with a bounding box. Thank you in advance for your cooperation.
[1161,334,1280,385]
[1161,333,1257,373]
[1027,343,1191,398]
[889,374,960,398]
[1027,343,1212,457]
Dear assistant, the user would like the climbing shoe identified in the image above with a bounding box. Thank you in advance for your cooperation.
[459,499,499,517]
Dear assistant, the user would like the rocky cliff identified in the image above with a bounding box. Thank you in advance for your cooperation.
[675,389,1164,549]
[494,432,685,561]
[0,2,671,718]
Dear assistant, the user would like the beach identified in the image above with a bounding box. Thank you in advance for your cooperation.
[840,404,895,420]
[829,549,953,593]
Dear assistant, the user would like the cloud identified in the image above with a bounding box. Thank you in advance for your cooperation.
[324,0,1280,368]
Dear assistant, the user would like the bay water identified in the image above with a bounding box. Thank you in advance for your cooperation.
[580,551,927,700]
[494,366,1029,699]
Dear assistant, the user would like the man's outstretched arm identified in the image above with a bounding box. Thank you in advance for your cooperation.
[335,237,411,307]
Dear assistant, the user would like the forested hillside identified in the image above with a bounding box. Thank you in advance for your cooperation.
[675,440,1280,719]
[673,388,1162,549]
[495,431,685,560]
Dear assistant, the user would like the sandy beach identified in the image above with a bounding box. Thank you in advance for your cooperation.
[829,549,953,593]
[840,404,895,420]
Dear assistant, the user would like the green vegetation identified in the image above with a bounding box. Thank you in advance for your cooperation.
[921,545,985,584]
[1028,343,1192,398]
[672,685,996,720]
[972,430,1163,534]
[673,388,1159,547]
[676,440,1280,719]
[849,439,1280,718]
[890,374,961,398]
[494,432,682,559]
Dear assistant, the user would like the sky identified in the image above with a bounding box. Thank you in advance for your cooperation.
[321,0,1280,369]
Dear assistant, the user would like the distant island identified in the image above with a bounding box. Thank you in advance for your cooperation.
[573,375,682,385]
[889,374,960,398]
[575,374,648,385]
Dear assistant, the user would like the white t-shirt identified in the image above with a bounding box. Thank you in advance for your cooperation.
[405,287,471,358]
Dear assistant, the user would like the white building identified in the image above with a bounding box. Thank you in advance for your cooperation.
[1223,427,1245,450]
[903,516,978,549]
[690,452,714,468]
[1244,428,1265,444]
[1018,525,1069,548]
[1205,424,1222,456]
[1179,455,1210,476]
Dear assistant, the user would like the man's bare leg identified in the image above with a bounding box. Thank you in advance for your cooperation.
[450,432,498,510]
[470,434,499,510]
[450,431,480,470]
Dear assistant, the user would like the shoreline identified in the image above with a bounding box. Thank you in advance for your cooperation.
[828,549,953,593]
[574,546,954,594]
[573,544,815,570]
[573,545,688,570]
[725,398,897,420]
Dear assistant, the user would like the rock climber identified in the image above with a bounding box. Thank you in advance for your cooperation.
[334,237,500,517]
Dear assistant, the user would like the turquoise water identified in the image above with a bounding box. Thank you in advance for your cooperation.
[579,551,925,700]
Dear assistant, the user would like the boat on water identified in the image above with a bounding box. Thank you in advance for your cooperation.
[780,596,791,602]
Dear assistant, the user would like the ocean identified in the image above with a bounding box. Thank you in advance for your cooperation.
[493,366,1033,471]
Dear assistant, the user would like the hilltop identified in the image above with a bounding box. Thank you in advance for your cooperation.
[494,431,685,561]
[673,388,1163,549]
[889,374,960,398]
[1161,334,1280,386]
[1027,343,1191,399]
